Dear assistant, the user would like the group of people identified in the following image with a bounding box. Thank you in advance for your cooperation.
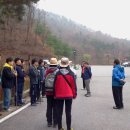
[1,57,25,111]
[1,57,48,110]
[29,57,77,130]
[0,56,126,130]
[81,59,126,110]
[1,56,77,130]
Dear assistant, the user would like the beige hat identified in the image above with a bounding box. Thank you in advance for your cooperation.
[60,57,69,67]
[50,58,58,65]
[69,61,72,64]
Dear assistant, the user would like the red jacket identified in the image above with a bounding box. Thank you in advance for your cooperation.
[54,68,77,99]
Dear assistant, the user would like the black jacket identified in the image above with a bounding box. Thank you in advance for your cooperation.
[15,65,25,83]
[1,67,15,89]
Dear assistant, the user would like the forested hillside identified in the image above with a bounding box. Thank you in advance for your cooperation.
[0,1,70,63]
[0,1,130,65]
[38,10,130,64]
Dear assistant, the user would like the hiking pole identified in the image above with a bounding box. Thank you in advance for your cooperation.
[14,66,18,107]
[39,80,42,104]
[38,70,42,104]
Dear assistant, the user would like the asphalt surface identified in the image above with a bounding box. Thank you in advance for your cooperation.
[0,66,130,130]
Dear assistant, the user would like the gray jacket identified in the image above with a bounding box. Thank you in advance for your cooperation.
[29,65,39,85]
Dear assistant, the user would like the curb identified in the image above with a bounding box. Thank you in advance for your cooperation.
[0,103,30,124]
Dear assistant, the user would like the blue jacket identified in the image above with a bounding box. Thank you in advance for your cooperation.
[112,65,125,87]
[15,65,25,83]
[83,67,92,80]
[37,66,45,81]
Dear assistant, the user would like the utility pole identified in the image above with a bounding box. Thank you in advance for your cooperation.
[73,49,77,68]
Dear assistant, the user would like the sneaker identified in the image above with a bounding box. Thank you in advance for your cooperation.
[48,123,52,127]
[59,128,65,130]
[17,103,23,106]
[85,93,91,97]
[81,88,85,90]
[53,123,57,128]
[70,128,74,130]
[3,108,11,112]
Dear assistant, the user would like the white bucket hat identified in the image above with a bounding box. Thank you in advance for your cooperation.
[60,57,69,67]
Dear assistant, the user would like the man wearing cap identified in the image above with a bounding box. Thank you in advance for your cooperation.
[45,58,58,128]
[54,57,77,130]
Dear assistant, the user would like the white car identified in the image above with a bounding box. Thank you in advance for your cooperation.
[122,62,130,67]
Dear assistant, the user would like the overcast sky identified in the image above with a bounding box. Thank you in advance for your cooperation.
[37,0,130,39]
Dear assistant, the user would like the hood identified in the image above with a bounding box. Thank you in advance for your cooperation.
[3,63,13,70]
[60,68,69,75]
[48,66,57,71]
[47,67,58,73]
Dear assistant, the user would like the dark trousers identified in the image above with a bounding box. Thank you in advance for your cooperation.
[37,81,41,101]
[46,96,57,124]
[112,86,123,108]
[15,82,24,105]
[30,84,37,104]
[17,82,24,104]
[41,81,45,96]
[82,78,85,89]
[56,99,72,130]
[37,81,45,99]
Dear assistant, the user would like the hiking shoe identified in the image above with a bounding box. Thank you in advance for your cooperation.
[113,106,123,110]
[42,95,46,98]
[31,103,37,106]
[48,123,52,127]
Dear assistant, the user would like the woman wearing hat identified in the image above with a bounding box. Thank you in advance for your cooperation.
[45,58,58,127]
[54,57,77,130]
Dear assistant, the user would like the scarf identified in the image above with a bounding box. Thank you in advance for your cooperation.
[3,63,13,70]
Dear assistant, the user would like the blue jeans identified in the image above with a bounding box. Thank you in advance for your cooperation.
[3,88,11,109]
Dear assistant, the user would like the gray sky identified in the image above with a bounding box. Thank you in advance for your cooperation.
[37,0,130,39]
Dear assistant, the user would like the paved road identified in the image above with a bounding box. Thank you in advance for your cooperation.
[0,66,130,130]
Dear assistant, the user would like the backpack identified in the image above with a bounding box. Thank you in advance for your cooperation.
[45,70,57,92]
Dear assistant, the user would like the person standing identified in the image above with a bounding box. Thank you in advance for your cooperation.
[45,58,58,127]
[112,59,125,109]
[1,57,17,111]
[14,58,25,106]
[83,62,92,97]
[29,59,39,106]
[54,57,77,130]
[37,59,45,101]
[81,61,85,90]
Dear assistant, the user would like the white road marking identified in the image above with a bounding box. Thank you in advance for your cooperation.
[0,103,31,124]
